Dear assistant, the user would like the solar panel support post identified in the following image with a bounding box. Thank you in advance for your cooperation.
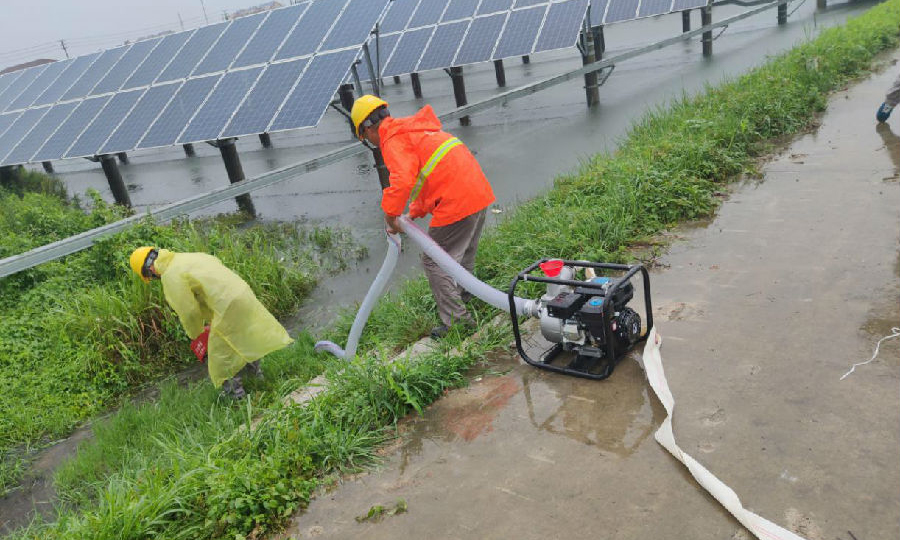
[259,133,273,148]
[183,143,196,157]
[591,26,605,60]
[581,25,600,107]
[215,138,257,217]
[338,83,357,137]
[448,67,470,126]
[701,6,713,57]
[522,56,530,64]
[494,60,506,88]
[393,76,401,84]
[117,152,129,165]
[372,147,390,189]
[777,2,787,24]
[351,63,364,97]
[99,154,132,208]
[362,43,380,97]
[817,0,826,9]
[682,10,691,32]
[42,161,54,174]
[410,73,423,98]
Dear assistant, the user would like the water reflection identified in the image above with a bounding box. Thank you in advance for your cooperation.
[876,122,900,175]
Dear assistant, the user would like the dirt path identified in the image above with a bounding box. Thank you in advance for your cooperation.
[278,57,900,540]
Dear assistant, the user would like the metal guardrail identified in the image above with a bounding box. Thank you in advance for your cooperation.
[0,0,790,279]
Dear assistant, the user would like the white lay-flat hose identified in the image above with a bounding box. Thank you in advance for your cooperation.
[642,327,809,540]
[314,232,401,359]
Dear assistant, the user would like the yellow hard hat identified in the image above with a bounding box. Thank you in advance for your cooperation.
[129,246,157,283]
[350,94,388,139]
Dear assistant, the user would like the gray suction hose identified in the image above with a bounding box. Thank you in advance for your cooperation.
[398,216,536,317]
[314,232,401,359]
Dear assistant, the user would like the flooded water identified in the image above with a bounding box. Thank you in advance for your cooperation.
[36,0,881,319]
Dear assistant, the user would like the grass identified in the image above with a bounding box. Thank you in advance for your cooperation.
[3,0,899,538]
[0,173,365,494]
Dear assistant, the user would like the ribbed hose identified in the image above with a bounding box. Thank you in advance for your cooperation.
[398,216,534,317]
[314,232,401,359]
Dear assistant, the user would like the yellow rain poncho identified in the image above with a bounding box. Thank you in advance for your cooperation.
[154,249,293,387]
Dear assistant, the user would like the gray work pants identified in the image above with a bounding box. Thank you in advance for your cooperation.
[422,209,487,326]
[887,70,900,107]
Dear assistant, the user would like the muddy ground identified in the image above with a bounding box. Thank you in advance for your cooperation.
[277,59,900,539]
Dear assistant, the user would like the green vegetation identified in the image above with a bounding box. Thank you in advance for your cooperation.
[0,169,365,493]
[4,1,899,538]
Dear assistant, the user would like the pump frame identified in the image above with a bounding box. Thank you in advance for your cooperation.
[507,259,653,380]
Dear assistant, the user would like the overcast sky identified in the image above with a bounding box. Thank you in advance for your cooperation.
[0,0,264,68]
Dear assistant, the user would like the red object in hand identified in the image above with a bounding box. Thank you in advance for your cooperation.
[190,327,210,363]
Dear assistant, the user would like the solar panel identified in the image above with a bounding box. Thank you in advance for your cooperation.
[589,0,609,23]
[61,46,129,102]
[640,0,673,16]
[270,48,357,131]
[493,7,546,59]
[234,3,308,68]
[0,72,21,98]
[275,0,348,60]
[0,0,390,166]
[417,20,469,71]
[453,13,507,66]
[535,0,588,53]
[66,89,144,158]
[3,103,78,165]
[478,0,514,14]
[380,0,419,32]
[157,22,229,82]
[5,60,69,112]
[92,37,162,95]
[408,1,447,27]
[672,0,707,10]
[32,53,100,107]
[0,64,48,113]
[382,27,433,77]
[32,96,111,162]
[443,0,480,22]
[604,0,639,22]
[122,32,193,90]
[194,12,268,76]
[322,0,387,50]
[137,75,218,150]
[99,82,180,154]
[222,58,308,138]
[0,112,22,140]
[0,108,47,163]
[178,67,263,143]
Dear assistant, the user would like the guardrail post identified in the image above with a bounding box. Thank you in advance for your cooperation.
[701,6,713,57]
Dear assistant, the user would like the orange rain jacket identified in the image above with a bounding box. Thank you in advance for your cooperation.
[379,105,494,227]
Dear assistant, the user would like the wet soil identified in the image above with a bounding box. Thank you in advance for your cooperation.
[276,57,900,540]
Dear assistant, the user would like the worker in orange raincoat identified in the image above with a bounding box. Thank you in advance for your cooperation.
[350,95,495,339]
[129,247,293,398]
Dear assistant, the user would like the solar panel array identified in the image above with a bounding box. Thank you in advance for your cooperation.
[590,0,708,25]
[0,0,389,167]
[354,0,590,80]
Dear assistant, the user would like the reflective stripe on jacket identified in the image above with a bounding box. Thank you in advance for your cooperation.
[379,105,494,227]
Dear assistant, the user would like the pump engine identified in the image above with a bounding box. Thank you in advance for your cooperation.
[508,259,652,380]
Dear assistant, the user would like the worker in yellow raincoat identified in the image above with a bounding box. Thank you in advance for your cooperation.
[129,246,293,399]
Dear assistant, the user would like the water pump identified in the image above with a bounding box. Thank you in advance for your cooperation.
[508,259,653,379]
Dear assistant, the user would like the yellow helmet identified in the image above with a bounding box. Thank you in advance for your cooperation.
[129,246,157,283]
[350,94,388,139]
